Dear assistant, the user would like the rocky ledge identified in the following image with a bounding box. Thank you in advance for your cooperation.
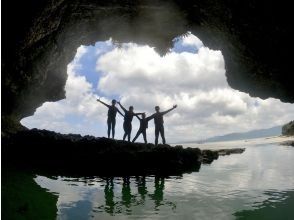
[2,129,245,176]
[202,148,245,164]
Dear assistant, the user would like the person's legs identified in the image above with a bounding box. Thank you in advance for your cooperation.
[111,119,116,139]
[123,122,128,141]
[107,119,111,138]
[124,123,132,142]
[159,126,165,144]
[155,126,159,146]
[142,130,147,144]
[127,124,132,142]
[132,130,141,142]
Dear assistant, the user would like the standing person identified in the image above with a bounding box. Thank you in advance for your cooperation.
[97,98,123,139]
[117,102,143,142]
[151,105,177,146]
[132,113,153,144]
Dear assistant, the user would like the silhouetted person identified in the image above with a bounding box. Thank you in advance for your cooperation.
[150,105,177,145]
[121,177,132,214]
[132,113,153,144]
[136,176,147,201]
[149,176,165,210]
[104,177,115,214]
[117,102,143,142]
[97,98,123,138]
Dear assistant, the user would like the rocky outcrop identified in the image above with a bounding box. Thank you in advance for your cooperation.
[2,0,294,133]
[2,129,201,175]
[282,121,294,136]
[2,129,245,175]
[201,148,245,163]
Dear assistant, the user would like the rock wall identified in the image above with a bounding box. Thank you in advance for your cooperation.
[2,129,202,175]
[2,0,294,132]
[2,128,244,175]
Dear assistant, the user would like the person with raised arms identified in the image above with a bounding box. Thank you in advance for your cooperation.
[117,102,144,142]
[150,105,177,146]
[97,98,123,139]
[132,113,153,144]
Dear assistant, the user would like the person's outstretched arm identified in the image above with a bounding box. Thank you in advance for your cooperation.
[97,98,110,108]
[162,105,177,115]
[116,108,124,117]
[135,114,142,120]
[146,114,155,121]
[133,112,144,116]
[117,102,127,113]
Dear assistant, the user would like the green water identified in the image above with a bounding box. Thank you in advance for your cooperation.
[35,144,294,219]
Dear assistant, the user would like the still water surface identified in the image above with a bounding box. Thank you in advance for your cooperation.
[35,143,294,219]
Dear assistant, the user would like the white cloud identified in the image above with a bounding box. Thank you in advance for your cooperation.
[21,45,125,138]
[73,45,88,63]
[21,33,294,143]
[181,31,204,49]
[96,37,294,142]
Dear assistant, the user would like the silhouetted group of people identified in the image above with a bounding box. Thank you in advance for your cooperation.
[97,98,177,145]
[102,176,169,215]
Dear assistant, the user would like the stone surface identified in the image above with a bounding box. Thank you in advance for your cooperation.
[2,129,202,175]
[2,129,245,175]
[216,148,246,156]
[2,0,294,132]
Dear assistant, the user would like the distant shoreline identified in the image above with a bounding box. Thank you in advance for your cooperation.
[173,135,294,150]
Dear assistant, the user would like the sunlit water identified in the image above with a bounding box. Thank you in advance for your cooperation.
[35,142,294,219]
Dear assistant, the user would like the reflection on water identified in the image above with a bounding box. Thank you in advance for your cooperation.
[35,144,294,219]
[36,175,176,219]
[234,190,294,220]
[93,176,175,216]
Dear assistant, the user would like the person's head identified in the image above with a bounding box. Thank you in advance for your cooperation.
[142,113,146,118]
[129,106,134,112]
[155,106,160,112]
[111,99,116,106]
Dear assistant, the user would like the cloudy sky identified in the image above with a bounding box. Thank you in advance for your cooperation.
[21,32,294,143]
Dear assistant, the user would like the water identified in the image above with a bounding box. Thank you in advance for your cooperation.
[35,143,294,219]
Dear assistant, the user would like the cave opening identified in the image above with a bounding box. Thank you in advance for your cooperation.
[20,33,294,143]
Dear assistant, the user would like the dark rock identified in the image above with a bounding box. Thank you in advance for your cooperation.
[201,149,219,164]
[2,0,294,133]
[201,148,245,163]
[216,148,245,156]
[2,129,204,176]
[2,128,245,175]
[282,121,294,136]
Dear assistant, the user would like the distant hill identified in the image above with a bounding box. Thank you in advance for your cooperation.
[203,125,282,143]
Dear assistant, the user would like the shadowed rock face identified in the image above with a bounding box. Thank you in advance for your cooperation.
[2,129,245,175]
[2,129,203,176]
[2,0,294,131]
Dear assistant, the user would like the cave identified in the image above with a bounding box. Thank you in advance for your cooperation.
[3,2,294,218]
[2,0,294,134]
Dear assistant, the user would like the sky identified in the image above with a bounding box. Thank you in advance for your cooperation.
[21,32,294,143]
